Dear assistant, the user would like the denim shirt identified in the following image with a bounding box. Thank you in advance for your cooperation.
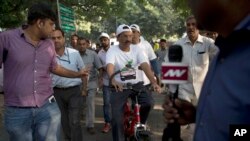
[194,15,250,141]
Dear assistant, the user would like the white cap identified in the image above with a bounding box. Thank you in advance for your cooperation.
[130,24,140,33]
[116,24,132,36]
[99,32,110,40]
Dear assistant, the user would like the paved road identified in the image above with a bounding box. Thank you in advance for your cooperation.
[0,92,166,141]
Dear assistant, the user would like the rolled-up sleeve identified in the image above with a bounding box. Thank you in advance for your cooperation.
[49,40,58,71]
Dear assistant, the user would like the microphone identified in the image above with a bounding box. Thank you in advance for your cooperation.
[162,44,188,141]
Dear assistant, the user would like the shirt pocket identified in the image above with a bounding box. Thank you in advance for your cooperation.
[195,48,209,66]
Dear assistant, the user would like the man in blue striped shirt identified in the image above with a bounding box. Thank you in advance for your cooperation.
[51,28,87,141]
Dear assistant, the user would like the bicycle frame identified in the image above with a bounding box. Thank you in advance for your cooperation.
[109,68,151,141]
[124,91,147,140]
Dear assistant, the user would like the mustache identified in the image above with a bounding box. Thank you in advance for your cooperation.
[125,40,131,44]
[187,30,194,33]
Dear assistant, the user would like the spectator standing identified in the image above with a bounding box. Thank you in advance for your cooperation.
[51,28,86,141]
[155,39,170,77]
[163,16,218,141]
[130,24,160,84]
[163,1,250,141]
[97,33,112,133]
[78,37,103,134]
[0,2,88,141]
[70,34,79,50]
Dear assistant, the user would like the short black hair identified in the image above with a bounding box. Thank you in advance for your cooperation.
[160,39,167,42]
[54,27,65,37]
[71,34,79,39]
[78,37,88,42]
[185,15,196,23]
[27,2,57,25]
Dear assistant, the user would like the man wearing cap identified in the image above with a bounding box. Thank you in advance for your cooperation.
[106,24,161,141]
[97,32,112,133]
[130,23,161,85]
[78,37,103,134]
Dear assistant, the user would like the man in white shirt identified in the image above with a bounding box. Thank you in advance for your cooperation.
[130,24,160,86]
[106,24,161,141]
[164,16,218,141]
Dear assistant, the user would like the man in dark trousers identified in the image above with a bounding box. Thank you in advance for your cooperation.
[51,28,87,141]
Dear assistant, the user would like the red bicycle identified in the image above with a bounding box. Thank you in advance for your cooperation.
[110,69,152,141]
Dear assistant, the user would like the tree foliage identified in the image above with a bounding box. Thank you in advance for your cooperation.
[0,0,190,40]
[171,0,191,17]
[0,0,27,28]
[0,0,55,28]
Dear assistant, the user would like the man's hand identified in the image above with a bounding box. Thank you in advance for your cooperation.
[80,68,89,77]
[111,79,123,92]
[162,95,196,125]
[152,83,161,93]
[81,88,87,96]
[98,77,103,89]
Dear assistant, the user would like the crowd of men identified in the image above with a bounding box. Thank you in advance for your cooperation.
[0,1,250,141]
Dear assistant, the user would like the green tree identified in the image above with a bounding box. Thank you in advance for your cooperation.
[171,0,191,17]
[0,0,189,41]
[0,0,27,28]
[0,0,55,29]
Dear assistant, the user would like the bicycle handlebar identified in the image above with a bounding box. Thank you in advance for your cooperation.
[109,69,146,93]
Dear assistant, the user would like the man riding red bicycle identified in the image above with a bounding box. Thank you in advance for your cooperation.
[106,24,161,141]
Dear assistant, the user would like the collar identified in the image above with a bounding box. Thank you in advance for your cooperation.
[80,49,89,56]
[19,28,24,37]
[100,48,107,53]
[19,26,26,37]
[63,48,69,56]
[56,47,68,57]
[185,34,203,44]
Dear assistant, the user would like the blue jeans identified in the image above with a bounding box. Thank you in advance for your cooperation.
[102,85,111,123]
[4,99,61,141]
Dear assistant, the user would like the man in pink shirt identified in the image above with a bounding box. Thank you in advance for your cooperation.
[0,2,88,141]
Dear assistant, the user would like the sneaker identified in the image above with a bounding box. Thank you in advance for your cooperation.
[87,127,95,134]
[102,123,111,133]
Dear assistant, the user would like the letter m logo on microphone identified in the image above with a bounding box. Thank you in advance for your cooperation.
[164,69,186,78]
[161,63,189,84]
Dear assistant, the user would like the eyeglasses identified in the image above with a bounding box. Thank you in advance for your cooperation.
[58,49,71,64]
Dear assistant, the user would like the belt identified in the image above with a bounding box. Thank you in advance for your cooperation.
[54,85,79,90]
[8,95,56,109]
